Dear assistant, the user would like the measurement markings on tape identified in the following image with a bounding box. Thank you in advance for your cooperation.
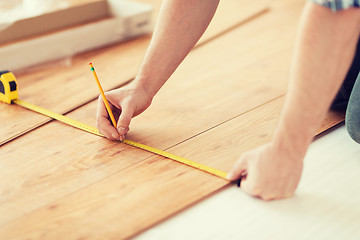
[13,99,228,179]
[1,70,229,180]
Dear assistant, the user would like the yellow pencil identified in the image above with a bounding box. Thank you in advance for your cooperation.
[89,63,117,128]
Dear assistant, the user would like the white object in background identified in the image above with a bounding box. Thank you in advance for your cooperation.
[0,0,23,28]
[0,0,153,71]
[22,0,69,17]
[0,0,69,28]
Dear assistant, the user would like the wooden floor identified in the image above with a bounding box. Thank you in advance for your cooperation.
[0,0,346,239]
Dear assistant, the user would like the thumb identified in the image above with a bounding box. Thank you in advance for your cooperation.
[117,105,134,140]
[226,156,248,181]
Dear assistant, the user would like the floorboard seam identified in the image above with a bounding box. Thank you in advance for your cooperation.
[195,7,270,49]
[164,94,285,151]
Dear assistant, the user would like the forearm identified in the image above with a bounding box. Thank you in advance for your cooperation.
[273,3,360,156]
[133,0,219,97]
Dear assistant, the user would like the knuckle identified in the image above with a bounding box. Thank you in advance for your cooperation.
[243,185,262,197]
[261,194,275,201]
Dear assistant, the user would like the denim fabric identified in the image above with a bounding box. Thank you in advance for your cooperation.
[330,37,360,143]
[346,73,360,143]
[331,37,360,110]
[311,0,360,11]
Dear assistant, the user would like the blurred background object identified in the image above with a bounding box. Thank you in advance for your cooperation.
[0,0,69,26]
[0,0,152,71]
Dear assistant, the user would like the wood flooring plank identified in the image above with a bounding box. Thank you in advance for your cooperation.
[0,156,228,240]
[136,0,268,42]
[0,107,153,226]
[318,110,345,134]
[0,0,266,145]
[197,0,269,46]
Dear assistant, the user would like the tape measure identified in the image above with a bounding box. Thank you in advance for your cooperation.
[1,71,228,180]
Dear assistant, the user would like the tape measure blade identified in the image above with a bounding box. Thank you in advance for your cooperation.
[13,99,102,137]
[13,99,228,180]
[123,139,228,179]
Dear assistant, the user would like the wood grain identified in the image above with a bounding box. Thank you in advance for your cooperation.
[0,10,290,225]
[0,106,152,226]
[0,0,267,145]
[0,155,228,240]
[0,98,283,240]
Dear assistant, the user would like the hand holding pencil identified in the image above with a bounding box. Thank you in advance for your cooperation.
[90,63,153,141]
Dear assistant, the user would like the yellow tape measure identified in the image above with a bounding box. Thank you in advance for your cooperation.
[13,99,228,179]
[1,70,228,179]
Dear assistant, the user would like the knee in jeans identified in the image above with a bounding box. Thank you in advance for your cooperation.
[346,118,360,144]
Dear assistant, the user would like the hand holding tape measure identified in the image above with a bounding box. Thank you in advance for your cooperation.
[0,66,231,180]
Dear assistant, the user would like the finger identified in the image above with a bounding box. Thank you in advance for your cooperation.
[265,176,296,200]
[96,96,119,140]
[240,174,276,200]
[226,156,248,181]
[240,177,260,198]
[97,95,107,116]
[97,116,120,140]
[116,104,134,141]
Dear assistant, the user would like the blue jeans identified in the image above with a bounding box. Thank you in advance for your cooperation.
[331,38,360,144]
[346,74,360,143]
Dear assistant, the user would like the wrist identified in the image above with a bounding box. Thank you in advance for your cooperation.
[270,125,312,161]
[132,70,169,98]
[129,77,158,101]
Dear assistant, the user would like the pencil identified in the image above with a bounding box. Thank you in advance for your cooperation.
[89,63,117,128]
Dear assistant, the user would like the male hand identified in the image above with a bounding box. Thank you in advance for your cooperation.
[227,142,304,201]
[96,83,152,141]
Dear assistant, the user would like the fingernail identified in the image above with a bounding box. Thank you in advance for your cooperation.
[120,135,125,142]
[117,127,128,135]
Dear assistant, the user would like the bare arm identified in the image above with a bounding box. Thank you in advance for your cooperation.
[135,0,220,97]
[227,2,360,200]
[97,0,219,140]
[274,2,360,158]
